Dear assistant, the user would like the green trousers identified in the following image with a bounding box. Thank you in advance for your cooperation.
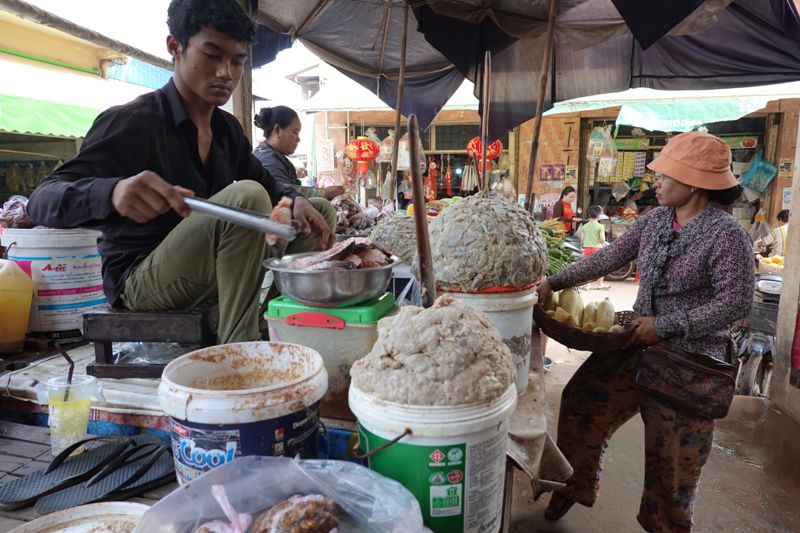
[120,180,336,344]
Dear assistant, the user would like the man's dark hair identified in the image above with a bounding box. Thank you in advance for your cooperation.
[167,0,255,49]
[708,185,743,207]
[255,106,299,135]
[777,209,790,223]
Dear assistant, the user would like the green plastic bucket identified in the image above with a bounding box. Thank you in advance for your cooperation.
[349,383,517,533]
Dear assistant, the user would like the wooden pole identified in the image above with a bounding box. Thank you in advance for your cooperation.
[385,0,409,203]
[479,51,491,191]
[408,114,436,308]
[524,0,559,213]
[230,0,254,143]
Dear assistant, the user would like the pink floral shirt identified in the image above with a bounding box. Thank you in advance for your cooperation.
[548,205,754,360]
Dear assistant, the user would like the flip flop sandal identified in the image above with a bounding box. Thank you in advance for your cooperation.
[34,443,173,515]
[0,436,133,511]
[106,445,175,501]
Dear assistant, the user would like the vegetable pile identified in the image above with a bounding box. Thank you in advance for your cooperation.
[538,219,576,276]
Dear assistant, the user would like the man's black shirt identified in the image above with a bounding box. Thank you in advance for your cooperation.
[27,79,297,305]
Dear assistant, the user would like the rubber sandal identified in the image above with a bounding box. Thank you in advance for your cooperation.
[0,436,133,511]
[34,443,173,515]
[106,445,175,501]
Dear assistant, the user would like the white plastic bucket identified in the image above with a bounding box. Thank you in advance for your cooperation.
[1,228,105,339]
[350,383,517,533]
[158,342,328,485]
[443,288,537,395]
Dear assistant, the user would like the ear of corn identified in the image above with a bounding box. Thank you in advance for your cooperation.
[582,302,597,328]
[596,297,615,329]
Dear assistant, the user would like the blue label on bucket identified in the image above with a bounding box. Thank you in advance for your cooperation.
[170,401,321,484]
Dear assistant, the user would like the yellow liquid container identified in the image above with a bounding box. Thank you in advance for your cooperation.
[0,259,33,353]
[40,375,99,456]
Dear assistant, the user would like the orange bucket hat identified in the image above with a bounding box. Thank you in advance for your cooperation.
[647,131,737,190]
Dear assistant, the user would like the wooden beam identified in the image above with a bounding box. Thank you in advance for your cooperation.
[232,0,254,143]
[524,0,558,212]
[772,116,800,419]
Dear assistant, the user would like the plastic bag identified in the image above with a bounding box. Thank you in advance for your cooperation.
[741,151,777,194]
[0,195,34,229]
[133,456,427,533]
[749,209,772,243]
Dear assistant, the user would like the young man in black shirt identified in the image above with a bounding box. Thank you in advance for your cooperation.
[27,0,335,343]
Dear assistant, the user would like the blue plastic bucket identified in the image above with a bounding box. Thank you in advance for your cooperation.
[158,342,328,484]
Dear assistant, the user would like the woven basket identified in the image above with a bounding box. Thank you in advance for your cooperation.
[533,304,638,352]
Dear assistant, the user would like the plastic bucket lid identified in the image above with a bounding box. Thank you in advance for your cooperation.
[1,228,101,250]
[159,342,328,425]
[439,286,537,312]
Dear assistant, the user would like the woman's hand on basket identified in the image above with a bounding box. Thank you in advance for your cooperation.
[536,280,552,307]
[623,317,661,349]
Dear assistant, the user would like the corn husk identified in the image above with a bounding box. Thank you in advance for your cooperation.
[554,306,579,329]
[596,297,615,329]
[581,302,597,328]
[545,291,559,312]
[609,324,625,333]
[559,288,584,327]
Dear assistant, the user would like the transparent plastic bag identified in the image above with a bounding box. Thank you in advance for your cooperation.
[111,342,198,365]
[133,456,428,533]
[741,151,777,194]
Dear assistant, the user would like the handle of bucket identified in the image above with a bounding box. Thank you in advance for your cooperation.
[2,241,15,259]
[352,428,412,460]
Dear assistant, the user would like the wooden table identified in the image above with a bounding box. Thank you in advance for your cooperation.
[0,421,177,530]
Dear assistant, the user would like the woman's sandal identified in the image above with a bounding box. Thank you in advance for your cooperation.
[545,492,577,521]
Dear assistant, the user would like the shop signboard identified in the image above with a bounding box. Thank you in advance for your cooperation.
[720,136,759,149]
[614,138,649,150]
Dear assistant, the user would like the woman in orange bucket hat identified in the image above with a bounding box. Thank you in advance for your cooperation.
[536,131,754,531]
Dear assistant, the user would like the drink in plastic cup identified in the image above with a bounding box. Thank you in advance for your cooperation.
[42,375,98,456]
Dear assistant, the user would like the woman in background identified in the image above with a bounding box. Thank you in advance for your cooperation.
[254,106,342,202]
[552,186,579,233]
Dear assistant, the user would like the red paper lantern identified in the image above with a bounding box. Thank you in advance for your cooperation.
[466,137,503,161]
[345,136,380,174]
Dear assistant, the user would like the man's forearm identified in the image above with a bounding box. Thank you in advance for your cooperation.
[28,176,121,228]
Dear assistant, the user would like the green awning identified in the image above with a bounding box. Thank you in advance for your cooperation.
[545,95,773,132]
[0,93,102,138]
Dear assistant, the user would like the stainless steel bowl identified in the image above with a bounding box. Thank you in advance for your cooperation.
[264,252,398,307]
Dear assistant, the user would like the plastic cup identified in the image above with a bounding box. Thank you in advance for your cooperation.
[42,375,98,456]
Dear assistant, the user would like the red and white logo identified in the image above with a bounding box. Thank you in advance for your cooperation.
[448,470,463,484]
[429,449,445,464]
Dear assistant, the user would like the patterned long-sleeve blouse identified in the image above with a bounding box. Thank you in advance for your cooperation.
[548,204,754,360]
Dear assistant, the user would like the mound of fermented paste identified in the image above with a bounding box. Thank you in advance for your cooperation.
[350,295,515,406]
[369,215,417,263]
[422,195,548,291]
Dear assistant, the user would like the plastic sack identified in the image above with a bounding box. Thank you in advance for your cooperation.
[133,456,427,533]
[741,151,777,194]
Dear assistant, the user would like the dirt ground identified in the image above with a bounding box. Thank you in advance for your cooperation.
[509,280,800,533]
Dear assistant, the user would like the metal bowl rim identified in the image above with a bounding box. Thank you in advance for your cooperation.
[264,252,400,273]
